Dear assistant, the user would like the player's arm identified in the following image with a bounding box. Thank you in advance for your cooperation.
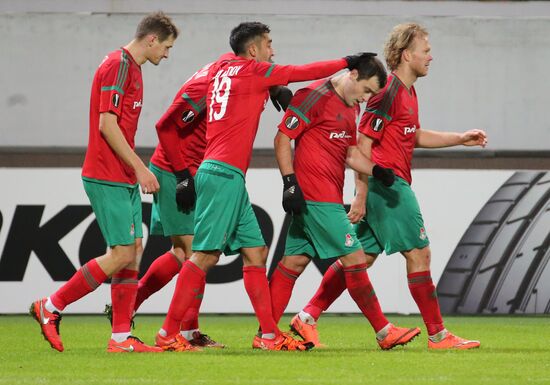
[259,53,373,87]
[346,145,395,187]
[274,131,305,215]
[348,133,373,224]
[99,112,159,193]
[415,129,488,148]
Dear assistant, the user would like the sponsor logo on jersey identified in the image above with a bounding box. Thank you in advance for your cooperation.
[345,233,354,247]
[419,227,427,240]
[329,131,352,139]
[404,125,417,135]
[112,93,120,108]
[182,110,195,123]
[371,118,384,132]
[133,100,143,109]
[285,116,300,130]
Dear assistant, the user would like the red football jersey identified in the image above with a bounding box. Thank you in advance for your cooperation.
[82,48,143,185]
[359,74,420,184]
[150,63,211,175]
[278,79,359,204]
[204,53,347,174]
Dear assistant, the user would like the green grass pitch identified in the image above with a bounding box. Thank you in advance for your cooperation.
[1,314,549,385]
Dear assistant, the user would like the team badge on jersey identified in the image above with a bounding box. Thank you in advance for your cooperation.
[371,117,384,132]
[419,227,427,240]
[112,93,120,108]
[345,233,354,247]
[182,110,195,123]
[285,115,300,130]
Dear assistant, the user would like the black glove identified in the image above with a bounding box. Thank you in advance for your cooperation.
[270,86,293,112]
[174,168,195,210]
[344,52,377,70]
[372,165,395,187]
[282,173,305,215]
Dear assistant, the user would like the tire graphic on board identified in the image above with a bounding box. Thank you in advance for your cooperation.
[437,171,550,314]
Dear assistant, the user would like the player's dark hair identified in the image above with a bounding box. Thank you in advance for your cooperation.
[355,53,388,89]
[135,11,179,42]
[229,22,271,55]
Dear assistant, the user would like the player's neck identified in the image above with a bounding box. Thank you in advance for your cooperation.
[123,40,147,66]
[393,67,418,89]
[330,73,346,100]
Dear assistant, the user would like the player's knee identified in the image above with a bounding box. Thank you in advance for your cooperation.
[281,255,309,273]
[111,246,137,268]
[340,250,367,267]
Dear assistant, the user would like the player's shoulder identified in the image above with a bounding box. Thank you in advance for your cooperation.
[98,49,129,71]
[365,74,405,116]
[291,79,332,114]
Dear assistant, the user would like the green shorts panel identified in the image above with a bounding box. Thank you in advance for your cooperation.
[149,163,195,236]
[191,160,265,255]
[82,179,143,247]
[284,201,362,259]
[355,176,429,255]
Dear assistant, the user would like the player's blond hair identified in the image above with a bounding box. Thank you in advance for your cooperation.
[384,23,429,71]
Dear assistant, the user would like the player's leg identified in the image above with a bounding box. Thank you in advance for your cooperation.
[134,236,188,311]
[269,254,310,325]
[404,247,480,350]
[135,163,194,310]
[156,160,238,351]
[339,249,420,349]
[29,181,140,351]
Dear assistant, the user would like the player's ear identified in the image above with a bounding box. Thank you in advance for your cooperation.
[349,69,359,81]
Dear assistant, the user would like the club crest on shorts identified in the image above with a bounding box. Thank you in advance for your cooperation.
[182,110,195,123]
[130,223,135,236]
[345,233,354,247]
[285,115,300,130]
[112,93,120,108]
[419,227,427,240]
[371,117,384,132]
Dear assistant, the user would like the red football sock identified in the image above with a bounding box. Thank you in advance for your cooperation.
[243,266,279,335]
[269,262,300,324]
[134,251,182,311]
[162,260,205,336]
[303,260,346,320]
[111,269,139,333]
[344,263,389,332]
[180,273,205,331]
[50,258,107,311]
[408,271,444,335]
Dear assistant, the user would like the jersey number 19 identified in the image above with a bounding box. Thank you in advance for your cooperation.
[209,75,231,122]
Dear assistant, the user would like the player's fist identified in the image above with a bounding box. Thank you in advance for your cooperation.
[175,168,195,211]
[461,129,488,148]
[282,173,305,215]
[270,86,293,112]
[372,165,395,187]
[344,52,377,70]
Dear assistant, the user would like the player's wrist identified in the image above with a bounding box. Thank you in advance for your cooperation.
[282,173,297,187]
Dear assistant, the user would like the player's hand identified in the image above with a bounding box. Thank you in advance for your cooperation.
[174,168,195,210]
[270,86,293,112]
[372,165,395,187]
[344,52,377,70]
[461,129,488,148]
[136,166,160,194]
[282,173,305,215]
[348,195,366,224]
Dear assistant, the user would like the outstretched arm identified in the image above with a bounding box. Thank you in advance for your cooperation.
[415,129,488,148]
